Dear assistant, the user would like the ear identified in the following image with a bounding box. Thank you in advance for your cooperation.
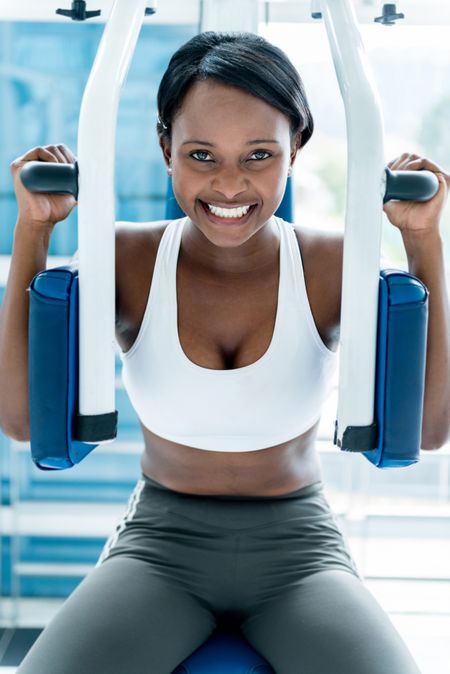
[290,131,302,166]
[159,135,172,169]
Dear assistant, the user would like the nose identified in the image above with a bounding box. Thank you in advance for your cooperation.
[210,165,250,201]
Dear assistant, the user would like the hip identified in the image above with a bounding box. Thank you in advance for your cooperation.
[97,472,361,584]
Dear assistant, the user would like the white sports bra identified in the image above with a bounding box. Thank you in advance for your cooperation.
[119,215,338,451]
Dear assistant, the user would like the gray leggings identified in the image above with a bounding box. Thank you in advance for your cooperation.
[17,474,420,674]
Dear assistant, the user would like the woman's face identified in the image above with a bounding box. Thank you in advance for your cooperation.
[159,79,299,247]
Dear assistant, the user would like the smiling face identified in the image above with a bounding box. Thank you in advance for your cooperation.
[159,79,300,250]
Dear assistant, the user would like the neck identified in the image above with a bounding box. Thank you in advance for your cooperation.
[180,216,280,278]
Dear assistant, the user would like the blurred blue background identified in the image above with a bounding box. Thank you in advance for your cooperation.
[0,20,196,257]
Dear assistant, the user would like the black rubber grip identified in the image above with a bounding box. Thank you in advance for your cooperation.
[20,161,79,199]
[384,167,439,203]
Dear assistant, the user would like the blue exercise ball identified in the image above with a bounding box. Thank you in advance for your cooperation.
[171,628,274,674]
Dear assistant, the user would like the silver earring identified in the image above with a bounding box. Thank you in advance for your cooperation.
[167,162,172,175]
[288,166,293,176]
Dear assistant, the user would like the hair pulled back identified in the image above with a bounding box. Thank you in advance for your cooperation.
[156,31,313,150]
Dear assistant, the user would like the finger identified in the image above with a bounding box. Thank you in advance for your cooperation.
[395,156,450,187]
[400,156,428,171]
[45,144,67,162]
[28,146,59,162]
[14,146,59,164]
[409,156,448,176]
[387,152,412,171]
[390,152,420,171]
[57,143,77,164]
[10,147,58,177]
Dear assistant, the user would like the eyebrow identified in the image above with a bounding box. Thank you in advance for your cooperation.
[181,139,280,146]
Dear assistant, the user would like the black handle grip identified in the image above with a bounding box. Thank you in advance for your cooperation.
[384,167,439,204]
[20,161,79,199]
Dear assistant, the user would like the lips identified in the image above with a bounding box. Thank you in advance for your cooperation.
[199,200,257,225]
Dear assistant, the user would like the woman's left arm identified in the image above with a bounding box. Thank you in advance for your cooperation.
[384,153,450,450]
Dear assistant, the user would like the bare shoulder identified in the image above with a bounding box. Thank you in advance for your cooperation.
[115,219,170,334]
[115,219,169,248]
[292,224,344,341]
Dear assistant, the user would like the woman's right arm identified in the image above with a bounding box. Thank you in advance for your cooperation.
[0,224,52,440]
[0,144,77,441]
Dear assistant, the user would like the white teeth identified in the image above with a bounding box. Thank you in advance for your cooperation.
[207,203,252,218]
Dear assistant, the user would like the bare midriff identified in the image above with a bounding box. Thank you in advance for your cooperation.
[116,220,339,497]
[139,420,323,496]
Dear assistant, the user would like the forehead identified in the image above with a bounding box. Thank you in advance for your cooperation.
[172,79,290,141]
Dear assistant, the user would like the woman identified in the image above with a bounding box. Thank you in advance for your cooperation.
[10,30,447,674]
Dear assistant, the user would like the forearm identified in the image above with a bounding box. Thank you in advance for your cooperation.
[402,231,450,449]
[0,220,52,439]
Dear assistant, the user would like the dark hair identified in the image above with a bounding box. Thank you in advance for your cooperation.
[156,31,314,150]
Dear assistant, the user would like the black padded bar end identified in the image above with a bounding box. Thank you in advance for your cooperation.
[384,167,439,204]
[20,161,79,199]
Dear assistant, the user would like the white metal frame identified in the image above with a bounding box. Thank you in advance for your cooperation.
[313,0,385,448]
[77,0,154,437]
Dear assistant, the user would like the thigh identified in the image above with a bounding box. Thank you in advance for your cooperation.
[240,569,420,674]
[16,556,216,674]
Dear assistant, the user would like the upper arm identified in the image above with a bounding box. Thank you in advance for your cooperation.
[293,228,403,345]
[320,231,344,330]
[114,219,167,336]
[115,221,135,332]
[294,226,344,335]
